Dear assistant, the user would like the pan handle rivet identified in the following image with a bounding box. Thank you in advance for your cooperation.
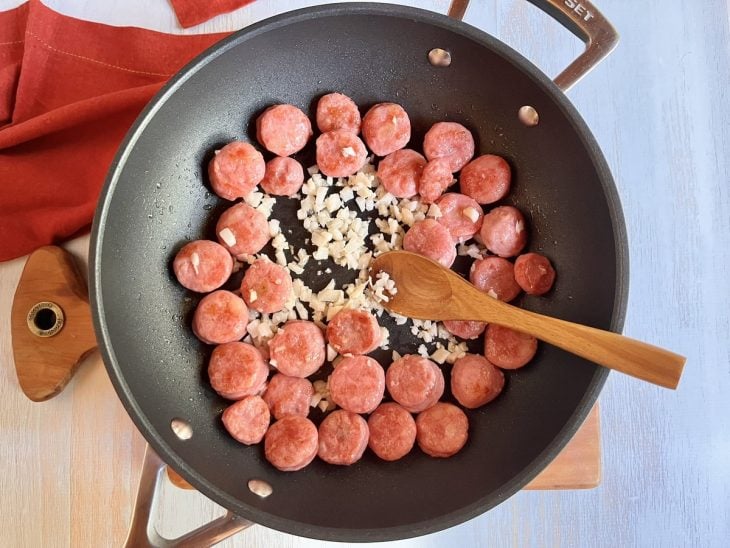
[518,105,539,127]
[248,479,273,498]
[428,48,452,67]
[171,418,193,440]
[27,301,64,338]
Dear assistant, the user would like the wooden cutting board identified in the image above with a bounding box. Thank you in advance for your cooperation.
[525,404,600,489]
[11,245,601,492]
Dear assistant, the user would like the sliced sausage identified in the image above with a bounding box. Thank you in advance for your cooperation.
[173,240,232,293]
[418,158,453,204]
[423,122,475,172]
[264,416,318,472]
[222,395,270,445]
[316,93,361,134]
[469,256,521,302]
[208,342,268,400]
[377,149,426,198]
[484,324,538,369]
[367,402,417,461]
[329,355,385,414]
[416,402,468,458]
[361,103,411,156]
[403,218,456,268]
[385,355,444,413]
[268,321,326,378]
[514,253,556,296]
[442,320,486,340]
[240,259,293,314]
[262,373,314,419]
[480,205,528,258]
[434,193,483,243]
[451,354,505,409]
[192,290,248,345]
[260,157,305,197]
[460,155,511,204]
[326,308,382,356]
[256,104,312,156]
[317,410,369,465]
[216,203,270,258]
[316,130,368,178]
[208,141,265,201]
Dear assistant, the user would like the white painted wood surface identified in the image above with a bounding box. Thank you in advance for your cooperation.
[1,0,728,546]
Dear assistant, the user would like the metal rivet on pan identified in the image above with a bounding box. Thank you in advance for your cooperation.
[170,418,193,440]
[27,301,64,338]
[518,105,539,127]
[248,479,273,498]
[428,48,452,67]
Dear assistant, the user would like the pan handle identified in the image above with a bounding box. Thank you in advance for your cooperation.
[448,0,619,92]
[125,445,253,547]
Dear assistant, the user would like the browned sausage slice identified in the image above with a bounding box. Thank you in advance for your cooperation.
[480,205,528,258]
[451,354,505,409]
[385,355,444,413]
[326,308,382,356]
[222,395,270,445]
[262,373,314,420]
[173,240,232,293]
[460,155,511,204]
[216,202,270,258]
[403,219,456,268]
[484,324,538,369]
[208,342,269,400]
[377,149,426,198]
[434,193,483,243]
[442,320,486,340]
[208,141,265,201]
[192,290,248,345]
[256,104,312,156]
[416,402,468,458]
[316,93,361,134]
[260,157,305,197]
[264,416,318,471]
[317,410,369,465]
[418,158,453,204]
[329,356,385,414]
[268,321,326,378]
[469,256,521,302]
[422,122,475,172]
[240,259,293,314]
[316,130,368,178]
[514,253,556,295]
[362,103,411,156]
[367,403,417,461]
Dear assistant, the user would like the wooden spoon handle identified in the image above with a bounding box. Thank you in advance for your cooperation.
[465,290,685,389]
[10,246,98,401]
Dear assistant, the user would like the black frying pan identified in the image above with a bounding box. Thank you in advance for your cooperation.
[90,2,628,542]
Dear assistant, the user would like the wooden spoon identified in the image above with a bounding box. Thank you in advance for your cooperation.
[370,251,685,389]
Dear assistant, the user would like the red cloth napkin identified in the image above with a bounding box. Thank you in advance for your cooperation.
[170,0,255,28]
[0,0,238,262]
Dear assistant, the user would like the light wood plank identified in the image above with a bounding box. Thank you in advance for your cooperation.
[524,405,600,490]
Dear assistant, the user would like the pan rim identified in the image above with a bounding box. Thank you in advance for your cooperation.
[90,2,628,542]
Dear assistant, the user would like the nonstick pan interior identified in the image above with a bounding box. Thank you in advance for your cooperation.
[91,4,627,542]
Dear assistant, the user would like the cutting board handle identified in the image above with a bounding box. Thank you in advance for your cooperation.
[10,246,98,402]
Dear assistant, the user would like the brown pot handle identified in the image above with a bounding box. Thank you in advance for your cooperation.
[10,246,98,401]
[448,0,619,92]
[126,445,253,547]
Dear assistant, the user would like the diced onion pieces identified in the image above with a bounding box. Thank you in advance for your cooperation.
[219,227,237,247]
